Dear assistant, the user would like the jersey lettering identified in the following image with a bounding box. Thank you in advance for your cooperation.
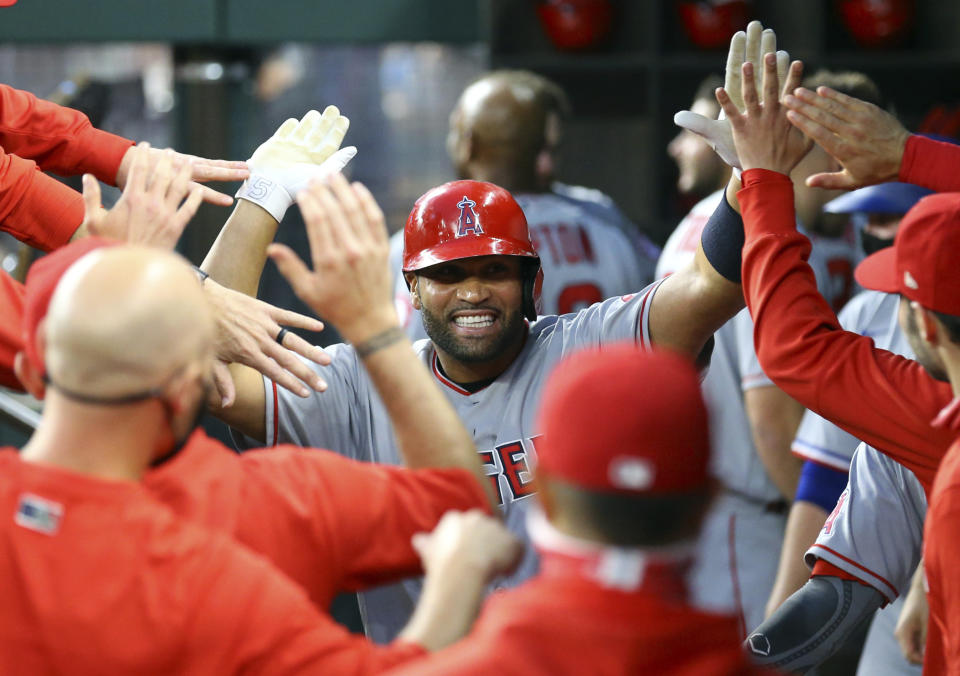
[456,197,483,237]
[478,449,504,506]
[479,438,538,506]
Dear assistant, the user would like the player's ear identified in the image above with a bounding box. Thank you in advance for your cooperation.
[406,273,422,311]
[13,351,45,400]
[915,302,940,346]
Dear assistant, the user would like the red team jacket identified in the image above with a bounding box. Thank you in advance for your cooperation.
[0,83,133,250]
[738,134,960,675]
[385,545,772,676]
[0,450,427,675]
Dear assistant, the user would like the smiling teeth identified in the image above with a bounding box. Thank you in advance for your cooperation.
[454,315,494,327]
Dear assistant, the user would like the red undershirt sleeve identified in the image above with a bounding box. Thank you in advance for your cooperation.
[738,168,954,491]
[898,134,960,194]
[0,148,85,251]
[0,83,133,184]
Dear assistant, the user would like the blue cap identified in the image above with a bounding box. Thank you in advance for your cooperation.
[825,182,934,216]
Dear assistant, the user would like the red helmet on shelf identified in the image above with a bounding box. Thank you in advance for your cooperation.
[403,180,543,321]
[837,0,913,49]
[536,0,613,51]
[676,0,751,49]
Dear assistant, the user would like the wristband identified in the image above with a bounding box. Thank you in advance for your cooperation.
[355,326,405,358]
[700,191,745,283]
[236,174,293,223]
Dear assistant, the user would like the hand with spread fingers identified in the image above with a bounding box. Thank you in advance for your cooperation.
[80,142,204,249]
[115,143,249,207]
[783,85,911,189]
[236,107,357,223]
[268,173,396,345]
[716,54,812,175]
[203,279,331,406]
[674,20,789,169]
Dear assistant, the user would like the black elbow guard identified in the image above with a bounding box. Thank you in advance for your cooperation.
[744,576,884,674]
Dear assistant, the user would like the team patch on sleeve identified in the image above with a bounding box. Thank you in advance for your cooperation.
[15,493,63,535]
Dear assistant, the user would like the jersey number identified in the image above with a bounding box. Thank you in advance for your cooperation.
[557,283,603,314]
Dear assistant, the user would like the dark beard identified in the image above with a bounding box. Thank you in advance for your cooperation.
[421,305,525,364]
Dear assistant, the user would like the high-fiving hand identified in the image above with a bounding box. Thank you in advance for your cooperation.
[268,174,396,346]
[81,142,203,249]
[784,86,911,189]
[115,143,249,207]
[236,107,357,223]
[674,20,789,170]
[716,54,812,175]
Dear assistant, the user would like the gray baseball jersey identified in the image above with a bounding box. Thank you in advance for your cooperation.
[807,441,927,603]
[392,189,658,341]
[792,291,911,471]
[237,282,660,643]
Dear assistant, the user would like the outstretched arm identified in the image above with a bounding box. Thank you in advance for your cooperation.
[783,85,960,193]
[0,82,248,206]
[650,51,807,359]
[727,60,955,487]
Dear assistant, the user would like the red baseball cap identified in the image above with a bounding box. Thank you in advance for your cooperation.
[855,193,960,315]
[535,344,710,495]
[0,0,19,7]
[22,237,117,377]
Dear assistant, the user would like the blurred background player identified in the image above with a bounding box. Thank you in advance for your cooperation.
[392,70,659,339]
[386,346,773,676]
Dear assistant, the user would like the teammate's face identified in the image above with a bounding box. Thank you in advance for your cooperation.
[668,98,727,197]
[899,296,949,382]
[413,256,526,366]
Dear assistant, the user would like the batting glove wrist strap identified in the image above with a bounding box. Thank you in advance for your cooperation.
[236,174,294,223]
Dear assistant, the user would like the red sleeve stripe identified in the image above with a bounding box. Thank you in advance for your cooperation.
[808,543,898,602]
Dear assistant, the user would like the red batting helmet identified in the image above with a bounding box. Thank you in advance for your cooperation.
[402,180,543,321]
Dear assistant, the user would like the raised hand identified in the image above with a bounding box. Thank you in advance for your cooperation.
[784,86,911,189]
[268,173,396,345]
[203,279,331,404]
[674,20,789,169]
[412,510,522,582]
[716,54,812,175]
[116,144,248,207]
[81,142,203,249]
[236,107,357,223]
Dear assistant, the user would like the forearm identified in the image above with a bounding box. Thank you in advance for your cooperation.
[358,327,496,510]
[0,83,132,183]
[0,150,84,251]
[398,561,488,652]
[739,168,952,488]
[746,385,804,500]
[649,180,745,358]
[766,500,829,616]
[899,134,960,193]
[201,199,278,295]
[746,575,884,673]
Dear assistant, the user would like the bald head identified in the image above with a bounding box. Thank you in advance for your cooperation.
[44,247,213,398]
[448,71,560,190]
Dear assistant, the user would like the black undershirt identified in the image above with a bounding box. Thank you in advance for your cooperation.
[435,359,497,394]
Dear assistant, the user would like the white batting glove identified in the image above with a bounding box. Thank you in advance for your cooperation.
[236,106,356,223]
[673,21,788,172]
